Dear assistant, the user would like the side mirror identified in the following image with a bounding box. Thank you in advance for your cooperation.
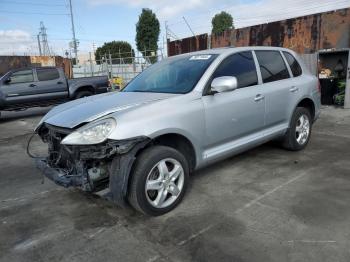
[4,78,11,84]
[211,76,238,93]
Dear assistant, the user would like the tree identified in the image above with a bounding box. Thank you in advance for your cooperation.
[211,11,234,34]
[136,8,160,63]
[95,41,135,64]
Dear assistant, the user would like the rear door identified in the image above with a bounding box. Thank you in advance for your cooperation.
[34,68,68,99]
[1,69,37,106]
[254,50,293,129]
[202,51,265,160]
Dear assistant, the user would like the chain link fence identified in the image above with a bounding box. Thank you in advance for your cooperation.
[72,51,163,89]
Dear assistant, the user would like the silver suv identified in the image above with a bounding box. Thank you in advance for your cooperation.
[34,47,321,215]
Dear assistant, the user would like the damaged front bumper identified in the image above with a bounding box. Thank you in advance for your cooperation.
[35,157,85,188]
[33,123,150,205]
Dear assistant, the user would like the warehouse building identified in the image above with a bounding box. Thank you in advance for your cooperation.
[167,8,350,108]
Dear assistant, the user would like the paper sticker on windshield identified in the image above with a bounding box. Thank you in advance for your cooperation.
[189,55,212,60]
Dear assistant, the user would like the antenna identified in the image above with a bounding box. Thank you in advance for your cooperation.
[182,16,199,50]
[182,16,197,38]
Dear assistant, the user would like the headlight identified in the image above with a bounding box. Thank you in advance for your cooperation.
[61,118,116,145]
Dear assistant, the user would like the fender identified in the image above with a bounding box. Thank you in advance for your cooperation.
[147,128,203,169]
[68,80,96,98]
[289,95,317,127]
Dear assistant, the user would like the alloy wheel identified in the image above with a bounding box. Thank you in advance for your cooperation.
[145,158,185,209]
[295,114,310,145]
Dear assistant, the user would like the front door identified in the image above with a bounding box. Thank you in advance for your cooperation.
[1,69,37,106]
[202,51,265,161]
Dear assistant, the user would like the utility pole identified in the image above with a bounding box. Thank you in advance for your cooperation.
[89,52,93,77]
[69,0,78,64]
[37,34,42,56]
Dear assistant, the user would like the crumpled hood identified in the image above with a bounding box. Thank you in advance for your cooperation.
[40,91,177,129]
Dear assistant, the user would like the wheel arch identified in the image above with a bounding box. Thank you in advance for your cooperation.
[69,84,95,98]
[74,85,95,96]
[296,97,315,121]
[144,133,197,172]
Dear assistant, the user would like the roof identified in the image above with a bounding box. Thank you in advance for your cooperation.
[8,66,58,72]
[173,46,296,57]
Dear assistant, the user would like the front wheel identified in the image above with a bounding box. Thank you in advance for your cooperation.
[128,146,189,216]
[282,107,312,151]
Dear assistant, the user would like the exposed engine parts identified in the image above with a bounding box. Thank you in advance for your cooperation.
[31,123,150,205]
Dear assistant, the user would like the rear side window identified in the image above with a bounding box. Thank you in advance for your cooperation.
[213,51,258,88]
[255,51,290,83]
[283,51,302,77]
[9,70,34,84]
[37,68,60,81]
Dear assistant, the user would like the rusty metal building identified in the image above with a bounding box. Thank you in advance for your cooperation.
[0,56,73,78]
[167,34,209,56]
[168,8,350,55]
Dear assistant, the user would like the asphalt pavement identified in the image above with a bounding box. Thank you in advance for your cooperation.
[1,106,350,262]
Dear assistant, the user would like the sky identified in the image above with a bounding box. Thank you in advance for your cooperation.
[0,0,349,57]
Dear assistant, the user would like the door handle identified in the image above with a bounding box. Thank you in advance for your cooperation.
[290,86,299,92]
[57,81,63,84]
[254,94,265,102]
[29,84,36,87]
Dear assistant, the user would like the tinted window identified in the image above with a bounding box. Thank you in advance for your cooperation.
[123,54,218,94]
[9,70,34,84]
[213,51,258,88]
[255,51,290,83]
[37,68,60,81]
[283,51,302,77]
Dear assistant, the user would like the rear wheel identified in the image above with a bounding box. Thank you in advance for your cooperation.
[76,90,93,99]
[282,107,312,151]
[128,146,189,216]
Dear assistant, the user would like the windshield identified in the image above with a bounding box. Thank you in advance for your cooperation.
[123,54,218,94]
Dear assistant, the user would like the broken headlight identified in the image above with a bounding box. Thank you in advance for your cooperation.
[61,118,116,145]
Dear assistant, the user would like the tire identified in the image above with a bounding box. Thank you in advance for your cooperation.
[282,107,312,151]
[128,145,189,216]
[76,90,93,99]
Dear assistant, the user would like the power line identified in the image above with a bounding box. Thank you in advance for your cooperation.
[0,0,66,7]
[0,10,69,15]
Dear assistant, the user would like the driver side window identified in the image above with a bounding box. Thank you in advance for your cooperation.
[9,70,34,84]
[213,51,258,89]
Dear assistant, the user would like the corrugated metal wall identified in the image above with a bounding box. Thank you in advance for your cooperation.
[0,56,72,78]
[216,8,350,53]
[167,34,208,56]
[168,8,350,56]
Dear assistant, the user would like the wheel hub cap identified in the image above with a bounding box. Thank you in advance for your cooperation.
[145,158,184,209]
[295,114,310,145]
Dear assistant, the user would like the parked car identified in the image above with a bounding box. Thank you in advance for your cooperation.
[33,47,321,216]
[0,67,109,116]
